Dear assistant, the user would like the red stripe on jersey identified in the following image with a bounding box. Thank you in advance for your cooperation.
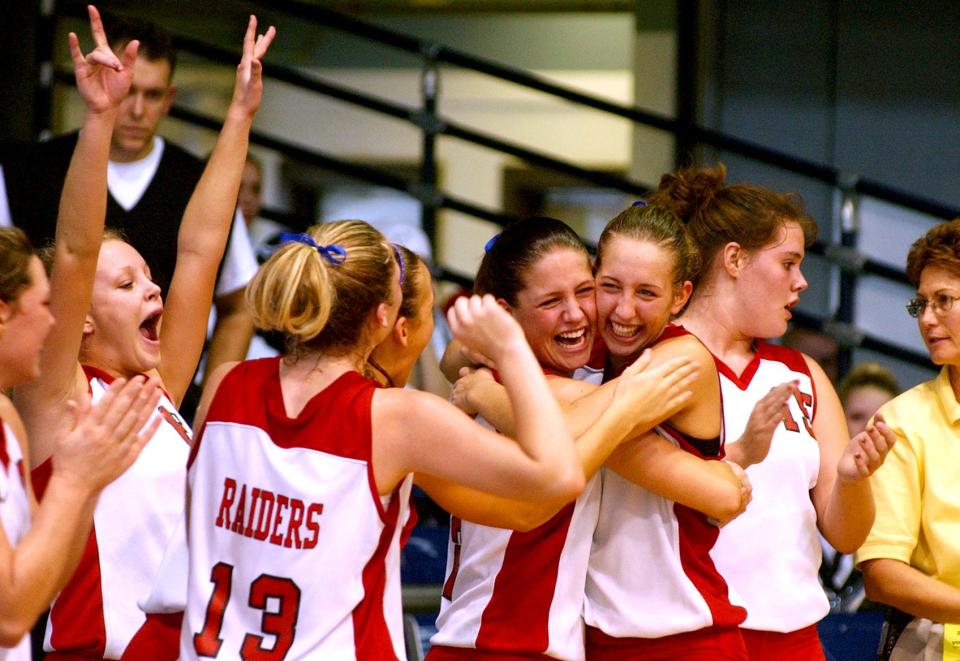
[353,484,405,661]
[0,423,8,473]
[674,502,746,629]
[441,518,463,601]
[48,525,107,657]
[30,458,52,511]
[474,502,576,653]
[120,611,182,661]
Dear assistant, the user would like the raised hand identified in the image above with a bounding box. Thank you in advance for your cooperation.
[728,380,797,468]
[52,376,162,492]
[612,349,699,436]
[447,294,523,369]
[69,5,137,114]
[837,412,896,482]
[230,15,276,118]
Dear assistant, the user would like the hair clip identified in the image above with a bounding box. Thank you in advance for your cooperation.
[484,233,501,253]
[279,232,347,265]
[631,200,648,207]
[392,244,406,285]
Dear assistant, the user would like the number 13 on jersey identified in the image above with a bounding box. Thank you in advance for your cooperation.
[193,561,302,660]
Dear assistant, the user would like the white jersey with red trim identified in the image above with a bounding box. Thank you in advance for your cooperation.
[181,358,411,661]
[0,421,31,661]
[710,341,827,632]
[584,324,746,640]
[430,366,604,661]
[37,366,191,659]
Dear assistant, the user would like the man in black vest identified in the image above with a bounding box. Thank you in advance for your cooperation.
[0,16,256,396]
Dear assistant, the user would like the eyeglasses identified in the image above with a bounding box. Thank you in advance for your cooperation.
[906,292,960,318]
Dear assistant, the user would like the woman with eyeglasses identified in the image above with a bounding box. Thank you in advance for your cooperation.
[856,218,960,659]
[648,164,896,660]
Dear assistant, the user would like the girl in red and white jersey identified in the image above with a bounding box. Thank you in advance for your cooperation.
[425,213,785,661]
[182,220,585,660]
[649,165,896,660]
[580,203,797,661]
[0,223,157,657]
[12,10,274,659]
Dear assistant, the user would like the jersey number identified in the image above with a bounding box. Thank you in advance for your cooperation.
[782,390,814,436]
[194,561,302,660]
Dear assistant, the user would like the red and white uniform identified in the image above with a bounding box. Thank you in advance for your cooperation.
[32,366,191,660]
[710,342,827,632]
[0,421,32,661]
[584,325,746,647]
[430,367,603,661]
[181,358,412,660]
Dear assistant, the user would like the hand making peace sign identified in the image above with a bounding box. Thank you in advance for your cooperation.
[68,5,137,114]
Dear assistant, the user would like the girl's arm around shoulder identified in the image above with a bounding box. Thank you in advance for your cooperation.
[605,431,750,525]
[417,352,698,530]
[372,387,583,503]
[414,472,568,532]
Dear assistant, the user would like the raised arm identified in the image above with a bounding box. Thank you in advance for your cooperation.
[13,5,136,466]
[159,16,275,404]
[0,379,158,645]
[374,295,582,501]
[808,356,895,553]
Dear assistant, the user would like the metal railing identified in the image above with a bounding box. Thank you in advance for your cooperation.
[51,0,957,371]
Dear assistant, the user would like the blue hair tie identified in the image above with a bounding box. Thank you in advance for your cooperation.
[279,232,347,265]
[631,200,648,207]
[392,244,406,284]
[484,233,501,253]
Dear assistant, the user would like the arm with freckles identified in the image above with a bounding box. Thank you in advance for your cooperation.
[159,18,274,406]
[808,355,896,553]
[423,352,699,530]
[13,6,136,467]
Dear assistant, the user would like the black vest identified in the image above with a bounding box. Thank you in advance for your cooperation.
[4,132,206,296]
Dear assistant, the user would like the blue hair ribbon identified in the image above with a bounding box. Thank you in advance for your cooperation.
[279,232,347,265]
[631,200,648,207]
[392,244,406,284]
[484,233,501,253]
